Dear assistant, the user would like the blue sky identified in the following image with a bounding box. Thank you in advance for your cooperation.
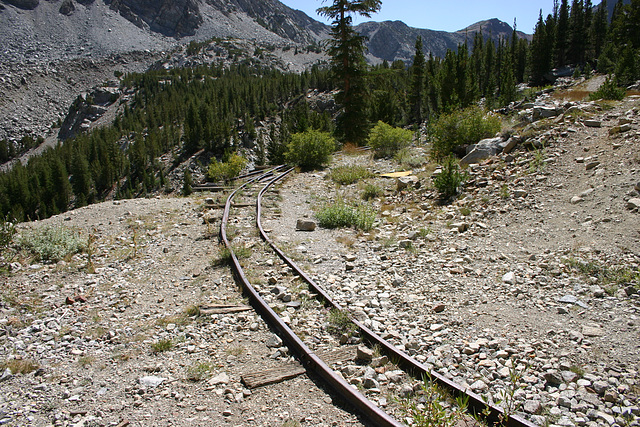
[279,1,600,34]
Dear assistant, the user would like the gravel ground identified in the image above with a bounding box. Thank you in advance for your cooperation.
[0,197,365,426]
[264,96,640,426]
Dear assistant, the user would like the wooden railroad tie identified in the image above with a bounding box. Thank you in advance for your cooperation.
[242,346,356,389]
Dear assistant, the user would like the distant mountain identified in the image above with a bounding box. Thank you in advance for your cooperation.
[357,18,530,64]
[0,0,528,65]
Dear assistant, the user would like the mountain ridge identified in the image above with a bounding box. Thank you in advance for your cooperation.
[0,0,527,66]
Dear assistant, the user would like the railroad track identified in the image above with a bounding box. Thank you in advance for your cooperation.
[218,166,538,427]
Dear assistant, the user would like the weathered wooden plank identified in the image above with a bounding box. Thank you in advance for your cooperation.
[199,304,253,315]
[317,346,356,365]
[241,363,306,389]
[241,346,356,389]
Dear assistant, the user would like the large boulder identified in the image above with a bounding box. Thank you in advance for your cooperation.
[460,137,504,166]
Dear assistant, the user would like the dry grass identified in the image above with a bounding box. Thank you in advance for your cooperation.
[1,358,40,374]
[552,89,591,102]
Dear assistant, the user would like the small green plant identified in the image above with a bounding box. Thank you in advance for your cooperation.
[368,121,413,158]
[400,374,468,427]
[285,129,336,170]
[329,165,372,185]
[0,216,16,256]
[326,308,356,336]
[184,305,200,317]
[429,106,501,159]
[529,146,546,173]
[78,356,96,367]
[207,153,247,183]
[570,365,585,378]
[395,147,426,168]
[433,157,468,201]
[226,346,246,356]
[213,244,252,266]
[361,183,383,201]
[19,225,86,262]
[151,338,173,353]
[589,77,625,101]
[499,184,510,199]
[315,199,376,231]
[564,258,640,287]
[186,362,213,382]
[282,420,301,427]
[418,227,432,237]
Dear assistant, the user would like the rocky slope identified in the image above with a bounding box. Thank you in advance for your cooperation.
[1,83,639,427]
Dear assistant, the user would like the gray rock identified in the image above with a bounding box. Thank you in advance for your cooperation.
[0,368,12,382]
[544,370,564,386]
[296,219,316,231]
[585,161,600,170]
[592,380,609,395]
[208,372,230,385]
[398,240,412,249]
[626,198,640,210]
[461,137,503,166]
[582,326,604,337]
[396,176,419,191]
[502,271,515,285]
[265,334,283,348]
[584,120,602,128]
[356,346,373,362]
[533,106,561,119]
[138,376,166,388]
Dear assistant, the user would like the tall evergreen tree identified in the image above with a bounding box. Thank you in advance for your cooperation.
[556,0,570,67]
[569,0,586,65]
[318,0,382,144]
[409,36,426,125]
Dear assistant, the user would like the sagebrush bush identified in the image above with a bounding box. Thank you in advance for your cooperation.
[368,121,413,158]
[361,183,383,201]
[329,165,372,185]
[433,157,468,201]
[429,106,501,159]
[19,225,86,262]
[315,199,376,231]
[285,129,336,170]
[207,154,247,183]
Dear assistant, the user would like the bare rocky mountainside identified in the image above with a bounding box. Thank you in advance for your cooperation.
[0,0,526,143]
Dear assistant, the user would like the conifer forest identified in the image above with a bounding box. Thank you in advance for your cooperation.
[1,0,639,223]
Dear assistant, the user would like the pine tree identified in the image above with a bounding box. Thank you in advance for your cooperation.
[556,0,570,67]
[591,0,608,61]
[318,0,382,145]
[530,12,553,86]
[569,0,586,65]
[409,36,426,125]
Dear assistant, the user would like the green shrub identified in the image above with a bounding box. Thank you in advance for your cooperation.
[315,199,376,231]
[151,338,173,353]
[362,184,383,201]
[285,129,336,170]
[368,121,413,158]
[395,147,427,168]
[429,106,501,159]
[19,225,86,262]
[588,77,625,101]
[433,157,468,201]
[207,154,247,183]
[329,165,372,185]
